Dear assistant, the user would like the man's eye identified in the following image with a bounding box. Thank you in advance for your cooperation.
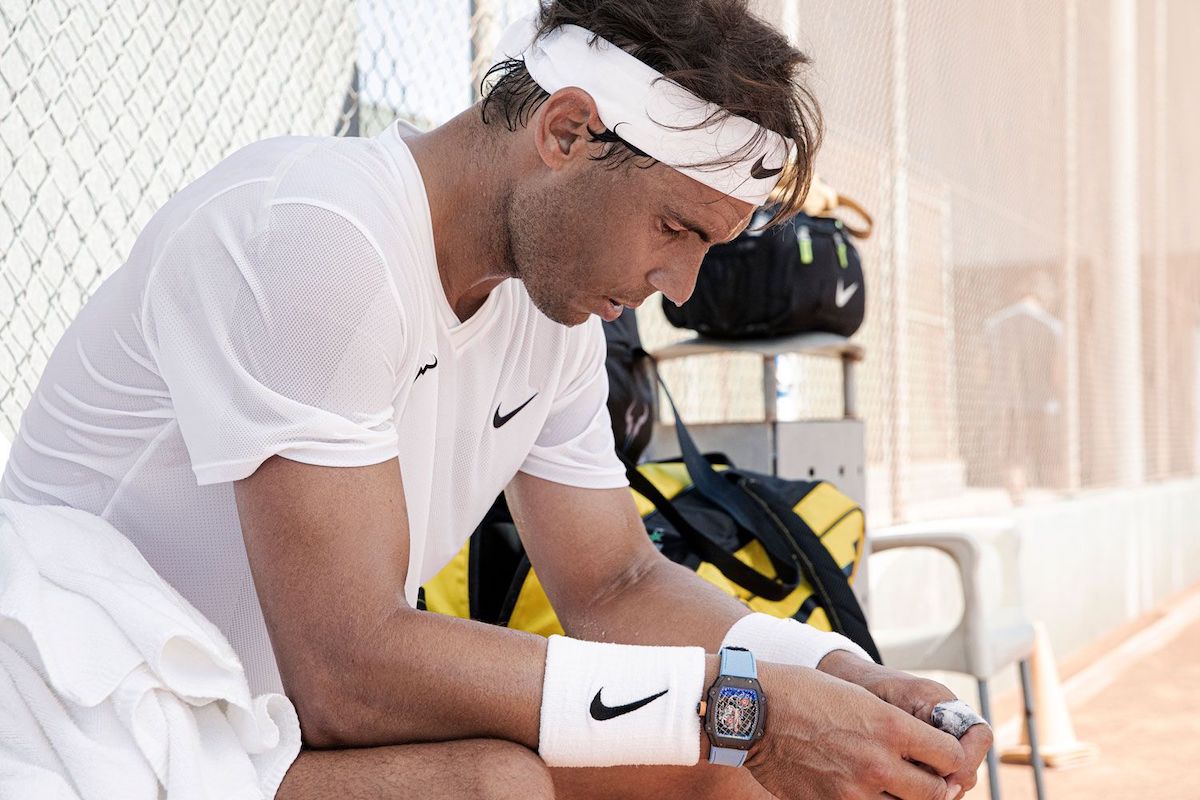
[660,222,685,238]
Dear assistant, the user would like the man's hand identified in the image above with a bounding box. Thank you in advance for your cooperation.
[747,663,965,800]
[506,473,983,795]
[817,651,993,799]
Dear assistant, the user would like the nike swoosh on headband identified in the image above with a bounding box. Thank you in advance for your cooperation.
[495,14,792,206]
[589,688,669,721]
[493,393,538,428]
[749,155,783,180]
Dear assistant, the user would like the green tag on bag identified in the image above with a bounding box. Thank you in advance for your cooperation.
[798,226,813,265]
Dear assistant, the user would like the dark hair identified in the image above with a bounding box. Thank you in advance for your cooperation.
[480,0,822,226]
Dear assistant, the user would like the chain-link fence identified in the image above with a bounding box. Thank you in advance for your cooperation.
[3,0,1198,526]
[652,0,1200,525]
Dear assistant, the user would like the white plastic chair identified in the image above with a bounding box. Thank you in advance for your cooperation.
[870,518,1046,800]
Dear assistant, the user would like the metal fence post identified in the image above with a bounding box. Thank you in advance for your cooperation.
[1111,0,1145,488]
[888,0,911,523]
[1063,0,1082,492]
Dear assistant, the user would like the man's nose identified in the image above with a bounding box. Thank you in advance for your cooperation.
[648,253,705,307]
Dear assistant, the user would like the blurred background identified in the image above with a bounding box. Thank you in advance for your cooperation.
[2,1,1198,796]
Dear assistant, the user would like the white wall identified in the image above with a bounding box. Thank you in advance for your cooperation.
[868,479,1200,701]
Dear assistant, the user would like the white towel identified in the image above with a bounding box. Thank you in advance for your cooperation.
[0,500,301,799]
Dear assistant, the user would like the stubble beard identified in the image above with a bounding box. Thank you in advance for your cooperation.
[503,183,589,327]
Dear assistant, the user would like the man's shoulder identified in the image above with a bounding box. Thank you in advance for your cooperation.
[265,130,432,262]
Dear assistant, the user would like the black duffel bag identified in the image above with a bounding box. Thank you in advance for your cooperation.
[664,206,867,339]
[602,309,657,464]
[419,373,882,664]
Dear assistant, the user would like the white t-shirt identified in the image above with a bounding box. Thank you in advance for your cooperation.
[0,122,628,696]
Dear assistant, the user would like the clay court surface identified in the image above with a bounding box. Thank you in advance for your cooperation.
[990,603,1200,799]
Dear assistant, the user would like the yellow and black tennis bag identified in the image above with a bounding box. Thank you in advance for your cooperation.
[422,386,881,663]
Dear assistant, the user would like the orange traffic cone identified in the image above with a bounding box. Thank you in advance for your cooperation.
[1001,621,1099,768]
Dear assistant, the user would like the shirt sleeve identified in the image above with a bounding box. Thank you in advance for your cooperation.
[519,317,630,489]
[144,200,410,485]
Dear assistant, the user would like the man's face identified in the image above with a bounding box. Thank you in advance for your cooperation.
[504,150,755,327]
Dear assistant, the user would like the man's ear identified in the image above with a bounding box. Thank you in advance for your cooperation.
[532,87,601,170]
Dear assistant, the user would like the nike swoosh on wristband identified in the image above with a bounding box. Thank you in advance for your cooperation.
[749,155,783,180]
[835,279,859,308]
[492,393,538,428]
[589,688,669,721]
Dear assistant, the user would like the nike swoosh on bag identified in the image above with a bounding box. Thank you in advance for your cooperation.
[492,393,538,428]
[589,688,669,721]
[835,279,859,308]
[749,155,783,180]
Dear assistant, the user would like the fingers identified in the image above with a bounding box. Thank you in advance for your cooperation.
[944,724,993,795]
[881,758,952,800]
[958,723,994,768]
[897,711,965,777]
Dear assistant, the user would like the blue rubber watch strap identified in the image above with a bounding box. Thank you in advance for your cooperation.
[710,742,749,767]
[708,647,758,768]
[719,646,758,680]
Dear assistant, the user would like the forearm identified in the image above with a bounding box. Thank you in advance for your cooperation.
[816,648,878,678]
[559,552,868,674]
[297,587,737,770]
[294,607,548,749]
[557,553,751,650]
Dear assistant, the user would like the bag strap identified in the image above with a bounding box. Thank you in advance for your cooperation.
[656,373,764,532]
[642,365,805,597]
[830,194,874,240]
[496,555,534,628]
[645,364,807,574]
[739,478,882,663]
[651,366,881,661]
[621,454,798,601]
[798,175,874,240]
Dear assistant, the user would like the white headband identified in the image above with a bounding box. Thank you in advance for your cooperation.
[494,13,792,206]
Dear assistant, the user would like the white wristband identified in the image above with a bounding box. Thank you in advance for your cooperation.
[538,635,705,767]
[722,612,871,669]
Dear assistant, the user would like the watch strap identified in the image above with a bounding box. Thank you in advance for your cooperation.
[708,647,758,768]
[709,742,750,767]
[719,646,757,680]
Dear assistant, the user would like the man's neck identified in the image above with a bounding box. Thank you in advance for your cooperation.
[404,106,518,322]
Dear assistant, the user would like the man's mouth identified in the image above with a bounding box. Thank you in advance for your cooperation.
[600,298,624,321]
[596,295,646,322]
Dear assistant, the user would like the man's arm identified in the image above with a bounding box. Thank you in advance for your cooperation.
[505,471,750,650]
[234,455,550,749]
[236,456,967,799]
[508,471,990,798]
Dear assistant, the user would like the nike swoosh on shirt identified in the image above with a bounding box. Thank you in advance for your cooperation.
[492,393,538,428]
[835,279,859,308]
[589,688,669,722]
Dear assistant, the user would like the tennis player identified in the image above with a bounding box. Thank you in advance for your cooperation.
[1,1,990,797]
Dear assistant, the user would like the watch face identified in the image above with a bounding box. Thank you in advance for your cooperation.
[714,686,759,740]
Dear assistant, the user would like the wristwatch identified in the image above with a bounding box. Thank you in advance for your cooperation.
[699,646,767,767]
